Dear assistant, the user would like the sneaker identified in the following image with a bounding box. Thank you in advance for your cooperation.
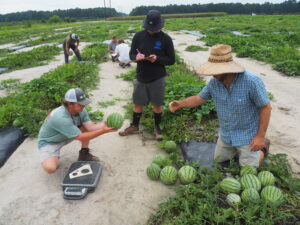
[154,126,163,141]
[119,124,139,136]
[78,149,99,161]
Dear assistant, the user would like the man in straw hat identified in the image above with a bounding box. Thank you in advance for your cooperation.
[119,10,175,140]
[169,44,271,168]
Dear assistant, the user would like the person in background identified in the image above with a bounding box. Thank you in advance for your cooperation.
[115,39,131,68]
[108,35,118,62]
[63,33,82,64]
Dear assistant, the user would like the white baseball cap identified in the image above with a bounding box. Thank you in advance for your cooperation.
[71,33,80,40]
[65,88,91,105]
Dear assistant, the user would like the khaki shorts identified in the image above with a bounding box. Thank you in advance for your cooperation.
[133,77,166,106]
[38,139,73,163]
[214,137,261,168]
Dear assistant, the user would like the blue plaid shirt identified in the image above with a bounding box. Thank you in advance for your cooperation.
[198,71,270,146]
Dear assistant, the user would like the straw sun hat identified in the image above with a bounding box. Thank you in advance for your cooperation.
[197,44,245,76]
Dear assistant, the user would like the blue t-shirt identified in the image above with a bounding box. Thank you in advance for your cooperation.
[38,106,90,148]
[198,71,270,146]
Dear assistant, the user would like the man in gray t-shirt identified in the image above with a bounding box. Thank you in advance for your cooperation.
[108,35,118,62]
[38,88,115,174]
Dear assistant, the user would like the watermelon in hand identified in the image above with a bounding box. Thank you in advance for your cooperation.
[106,113,124,130]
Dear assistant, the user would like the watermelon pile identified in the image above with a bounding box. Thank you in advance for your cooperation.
[219,165,284,207]
[146,154,198,185]
[106,112,124,130]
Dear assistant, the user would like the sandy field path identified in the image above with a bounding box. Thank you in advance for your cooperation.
[170,31,300,175]
[0,60,171,225]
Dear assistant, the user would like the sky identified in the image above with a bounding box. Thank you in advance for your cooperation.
[0,0,287,15]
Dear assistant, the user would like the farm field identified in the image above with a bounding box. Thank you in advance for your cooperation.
[0,14,299,225]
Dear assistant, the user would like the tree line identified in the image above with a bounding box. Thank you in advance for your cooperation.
[0,7,120,22]
[130,0,300,16]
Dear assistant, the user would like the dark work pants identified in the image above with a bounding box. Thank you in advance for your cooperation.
[63,43,82,64]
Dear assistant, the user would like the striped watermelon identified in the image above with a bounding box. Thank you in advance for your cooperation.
[178,165,196,184]
[240,165,257,176]
[164,141,177,153]
[226,193,241,207]
[240,174,261,191]
[258,171,276,186]
[146,163,161,180]
[261,186,283,205]
[241,188,260,203]
[220,178,241,193]
[160,166,178,185]
[152,154,168,167]
[106,113,124,129]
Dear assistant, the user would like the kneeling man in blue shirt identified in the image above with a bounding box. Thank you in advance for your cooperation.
[169,44,271,168]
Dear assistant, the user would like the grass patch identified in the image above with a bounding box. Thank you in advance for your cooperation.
[0,78,21,92]
[185,45,209,52]
[116,69,136,81]
[0,45,61,73]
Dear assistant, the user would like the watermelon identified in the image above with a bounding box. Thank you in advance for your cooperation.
[164,141,177,153]
[160,166,178,185]
[146,163,161,180]
[240,165,257,176]
[240,174,261,191]
[153,154,167,167]
[241,188,260,203]
[13,119,22,127]
[258,171,276,186]
[152,154,172,167]
[220,177,241,193]
[226,193,241,207]
[106,113,124,130]
[261,186,283,205]
[178,165,196,184]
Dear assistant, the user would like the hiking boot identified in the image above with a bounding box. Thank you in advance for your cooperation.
[261,138,270,158]
[154,126,163,141]
[119,124,139,136]
[78,149,99,161]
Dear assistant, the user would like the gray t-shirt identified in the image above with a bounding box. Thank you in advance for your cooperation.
[38,106,90,148]
[109,41,118,51]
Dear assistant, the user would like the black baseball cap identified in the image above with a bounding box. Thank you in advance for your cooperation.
[143,10,164,31]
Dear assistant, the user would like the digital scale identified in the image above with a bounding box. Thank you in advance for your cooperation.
[61,161,102,200]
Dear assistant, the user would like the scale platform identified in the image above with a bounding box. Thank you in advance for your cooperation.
[61,161,102,200]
